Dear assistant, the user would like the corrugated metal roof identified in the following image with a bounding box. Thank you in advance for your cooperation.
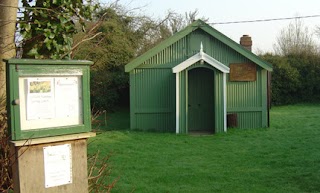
[125,19,273,72]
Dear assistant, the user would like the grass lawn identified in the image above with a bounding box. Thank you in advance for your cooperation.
[88,104,320,193]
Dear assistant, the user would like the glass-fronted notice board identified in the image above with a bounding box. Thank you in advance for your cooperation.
[6,59,93,140]
[20,76,82,130]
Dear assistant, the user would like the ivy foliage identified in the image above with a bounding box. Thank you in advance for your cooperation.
[20,0,98,59]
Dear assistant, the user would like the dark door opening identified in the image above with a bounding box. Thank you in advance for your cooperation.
[188,67,215,134]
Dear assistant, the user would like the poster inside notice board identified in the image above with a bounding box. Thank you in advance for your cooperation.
[19,76,83,130]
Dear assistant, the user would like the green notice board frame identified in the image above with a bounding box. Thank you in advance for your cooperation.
[6,59,93,140]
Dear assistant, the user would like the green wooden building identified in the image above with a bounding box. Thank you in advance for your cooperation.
[125,20,273,134]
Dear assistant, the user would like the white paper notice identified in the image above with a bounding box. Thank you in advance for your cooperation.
[55,77,80,118]
[20,76,82,130]
[27,78,54,120]
[43,144,72,188]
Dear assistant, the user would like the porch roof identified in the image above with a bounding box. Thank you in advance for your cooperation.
[172,43,230,73]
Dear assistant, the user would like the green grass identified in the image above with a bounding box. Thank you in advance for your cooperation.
[88,104,320,193]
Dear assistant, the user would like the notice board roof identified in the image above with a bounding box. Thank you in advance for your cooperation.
[7,59,93,65]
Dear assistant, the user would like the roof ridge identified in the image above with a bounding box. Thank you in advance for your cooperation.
[125,19,273,72]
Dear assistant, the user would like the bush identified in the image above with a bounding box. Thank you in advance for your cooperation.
[88,151,118,193]
[262,54,301,105]
[262,53,320,105]
[0,95,13,192]
[90,68,129,111]
[287,54,320,102]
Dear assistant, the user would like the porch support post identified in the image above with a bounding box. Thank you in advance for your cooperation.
[175,72,180,134]
[223,73,227,132]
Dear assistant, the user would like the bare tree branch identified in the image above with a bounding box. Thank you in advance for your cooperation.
[60,31,102,59]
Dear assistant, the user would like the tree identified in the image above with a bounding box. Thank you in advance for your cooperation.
[134,9,208,57]
[72,5,208,111]
[316,25,320,38]
[273,18,320,104]
[19,0,98,59]
[1,1,99,191]
[274,18,317,56]
[0,0,18,99]
[72,6,144,110]
[0,2,18,191]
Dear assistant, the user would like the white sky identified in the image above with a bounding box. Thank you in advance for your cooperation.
[109,0,320,53]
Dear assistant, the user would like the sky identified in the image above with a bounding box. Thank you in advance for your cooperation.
[105,0,320,53]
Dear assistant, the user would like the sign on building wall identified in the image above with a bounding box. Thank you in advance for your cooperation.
[229,63,257,81]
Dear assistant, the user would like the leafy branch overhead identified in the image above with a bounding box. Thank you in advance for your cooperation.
[19,0,99,59]
[18,0,210,110]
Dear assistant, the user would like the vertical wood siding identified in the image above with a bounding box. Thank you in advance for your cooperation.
[228,112,263,128]
[188,30,267,129]
[131,68,175,131]
[141,37,188,68]
[227,69,262,109]
[214,72,225,132]
[178,71,187,134]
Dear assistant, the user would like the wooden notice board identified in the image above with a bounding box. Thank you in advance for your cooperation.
[229,63,256,81]
[6,59,93,140]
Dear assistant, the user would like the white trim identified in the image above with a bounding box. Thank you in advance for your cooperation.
[203,54,230,73]
[172,56,200,73]
[223,73,227,132]
[175,73,180,134]
[172,52,230,74]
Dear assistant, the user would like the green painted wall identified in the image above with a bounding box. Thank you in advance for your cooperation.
[214,71,225,132]
[130,68,175,131]
[178,70,187,134]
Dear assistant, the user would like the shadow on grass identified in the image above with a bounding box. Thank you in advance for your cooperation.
[92,107,130,131]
